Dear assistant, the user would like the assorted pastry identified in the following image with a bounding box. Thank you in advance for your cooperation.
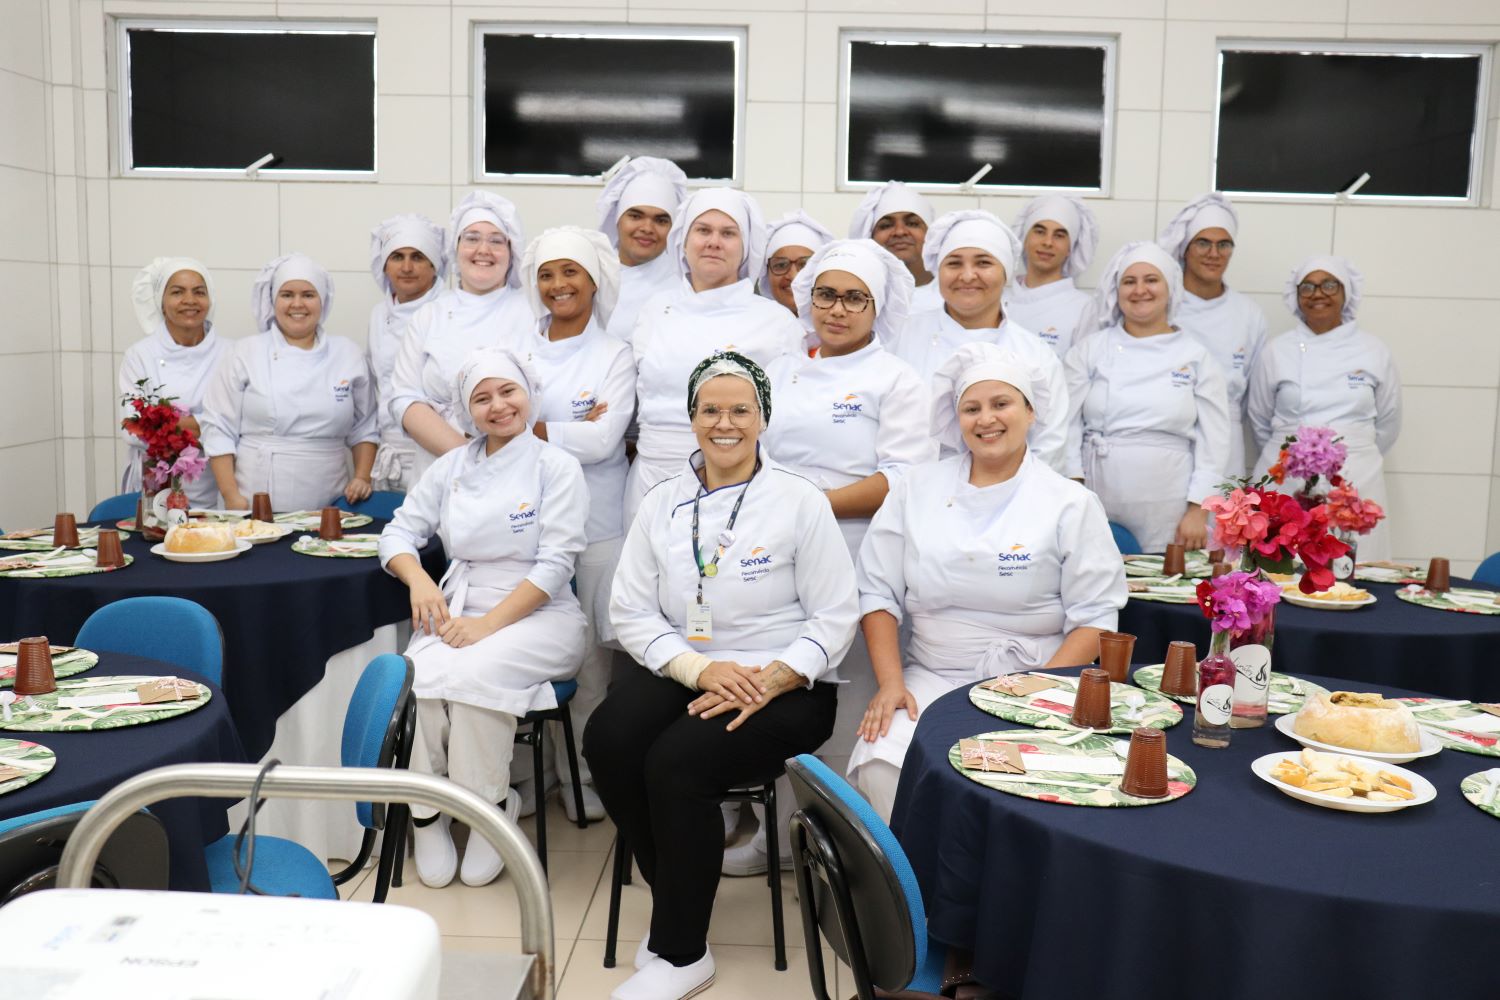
[1269,749,1415,802]
[1293,691,1421,753]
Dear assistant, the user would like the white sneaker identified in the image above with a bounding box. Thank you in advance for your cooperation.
[720,826,791,877]
[562,782,606,822]
[460,788,519,887]
[720,802,739,845]
[610,952,715,1000]
[412,815,456,889]
[515,778,538,819]
[634,934,655,971]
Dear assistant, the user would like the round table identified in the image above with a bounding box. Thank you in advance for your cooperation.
[1118,578,1500,702]
[892,668,1500,1000]
[0,654,244,891]
[0,521,445,759]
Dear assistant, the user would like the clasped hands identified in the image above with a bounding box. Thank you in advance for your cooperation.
[688,659,800,731]
[410,579,495,649]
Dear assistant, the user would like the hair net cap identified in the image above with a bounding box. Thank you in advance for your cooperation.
[251,253,333,334]
[1157,192,1240,261]
[790,239,913,348]
[922,210,1022,281]
[448,190,526,290]
[930,343,1038,453]
[131,257,215,336]
[1013,195,1099,278]
[847,181,935,239]
[455,344,542,432]
[757,210,836,301]
[1284,255,1362,324]
[1098,241,1184,327]
[521,226,621,328]
[668,188,769,284]
[596,157,690,246]
[370,214,448,294]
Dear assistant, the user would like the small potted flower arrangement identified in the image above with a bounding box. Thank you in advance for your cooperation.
[122,379,207,541]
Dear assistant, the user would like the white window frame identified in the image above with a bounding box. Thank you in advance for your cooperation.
[837,30,1118,197]
[472,23,747,186]
[1213,39,1492,207]
[114,18,378,180]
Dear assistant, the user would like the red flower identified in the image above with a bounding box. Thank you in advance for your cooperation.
[1294,505,1350,594]
[1195,579,1216,620]
[1250,491,1309,562]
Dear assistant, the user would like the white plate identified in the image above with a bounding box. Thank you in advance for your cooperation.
[1280,589,1377,610]
[1251,751,1436,813]
[150,539,252,563]
[1274,711,1443,764]
[234,523,294,545]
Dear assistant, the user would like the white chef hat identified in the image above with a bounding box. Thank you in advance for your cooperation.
[930,343,1038,453]
[668,187,769,284]
[369,214,448,295]
[251,253,334,334]
[455,344,542,431]
[447,190,525,290]
[1284,255,1363,324]
[595,157,689,247]
[1157,193,1240,261]
[922,210,1022,282]
[1098,241,1184,327]
[790,239,913,347]
[847,181,935,239]
[756,210,836,302]
[520,226,621,328]
[131,257,215,336]
[1013,195,1099,278]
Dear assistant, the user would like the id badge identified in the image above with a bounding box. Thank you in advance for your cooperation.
[687,601,713,642]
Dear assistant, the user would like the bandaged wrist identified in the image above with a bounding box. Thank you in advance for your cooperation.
[664,651,714,689]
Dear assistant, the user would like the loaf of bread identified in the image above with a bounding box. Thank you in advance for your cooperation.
[165,522,236,554]
[1293,691,1421,753]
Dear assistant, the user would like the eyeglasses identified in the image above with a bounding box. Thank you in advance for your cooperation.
[694,404,758,426]
[810,287,873,313]
[1189,237,1235,255]
[458,233,509,250]
[766,256,812,276]
[1297,278,1343,297]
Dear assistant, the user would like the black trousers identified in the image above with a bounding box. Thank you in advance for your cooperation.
[583,663,837,965]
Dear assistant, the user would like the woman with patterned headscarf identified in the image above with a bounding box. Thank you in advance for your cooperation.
[587,351,858,1000]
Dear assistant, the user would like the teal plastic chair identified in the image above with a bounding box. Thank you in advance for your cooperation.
[204,653,415,901]
[785,754,953,1000]
[0,802,168,901]
[75,597,224,688]
[336,491,405,521]
[1108,521,1143,556]
[88,492,141,523]
[1474,553,1500,587]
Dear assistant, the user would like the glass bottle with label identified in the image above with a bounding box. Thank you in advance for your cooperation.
[1192,652,1235,748]
[1222,605,1275,728]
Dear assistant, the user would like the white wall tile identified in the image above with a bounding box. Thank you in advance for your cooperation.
[624,10,808,105]
[1348,0,1500,24]
[1111,109,1160,201]
[91,436,124,510]
[1384,386,1495,477]
[61,437,89,516]
[376,7,454,96]
[0,442,59,531]
[87,264,113,353]
[1387,472,1490,563]
[0,353,58,448]
[0,70,48,173]
[99,0,277,15]
[743,102,802,193]
[451,95,471,185]
[50,85,78,177]
[1156,112,1214,202]
[801,102,837,193]
[77,1,106,91]
[0,0,46,81]
[1487,477,1500,559]
[1165,0,1346,21]
[0,262,58,354]
[47,0,75,87]
[81,88,107,177]
[53,175,82,265]
[504,183,605,235]
[112,265,261,349]
[1078,197,1158,287]
[1217,201,1336,297]
[0,165,51,263]
[814,0,983,12]
[377,96,453,185]
[1365,297,1500,390]
[90,351,116,437]
[108,179,280,270]
[990,0,1163,15]
[54,262,84,352]
[1334,206,1500,302]
[59,352,86,437]
[280,182,452,273]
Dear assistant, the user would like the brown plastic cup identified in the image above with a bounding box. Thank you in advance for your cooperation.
[52,513,80,548]
[251,493,274,523]
[1425,557,1451,594]
[319,506,344,541]
[1207,548,1224,565]
[1070,668,1115,730]
[1211,562,1232,578]
[1160,641,1198,698]
[1162,543,1187,578]
[94,529,126,568]
[14,636,57,696]
[1120,727,1169,798]
[1097,631,1136,684]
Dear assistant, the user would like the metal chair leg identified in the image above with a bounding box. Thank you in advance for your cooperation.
[559,709,588,830]
[532,721,548,876]
[766,781,786,971]
[604,832,629,968]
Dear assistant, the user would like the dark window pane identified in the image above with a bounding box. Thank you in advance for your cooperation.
[127,28,375,171]
[1216,50,1481,198]
[846,40,1108,189]
[482,33,738,179]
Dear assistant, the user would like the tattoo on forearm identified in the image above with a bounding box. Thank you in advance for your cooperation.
[762,661,805,694]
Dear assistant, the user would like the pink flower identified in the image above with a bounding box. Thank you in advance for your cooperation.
[1203,489,1269,551]
[1196,571,1281,633]
[1282,426,1347,481]
[1325,483,1384,535]
[169,445,207,484]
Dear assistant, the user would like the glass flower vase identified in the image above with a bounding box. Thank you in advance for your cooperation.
[164,475,190,528]
[139,458,166,542]
[1331,529,1357,582]
[1216,602,1275,729]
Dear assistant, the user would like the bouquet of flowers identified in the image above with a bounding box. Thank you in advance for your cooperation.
[1202,485,1350,594]
[1195,571,1281,634]
[1266,426,1347,501]
[121,379,206,491]
[1323,482,1385,537]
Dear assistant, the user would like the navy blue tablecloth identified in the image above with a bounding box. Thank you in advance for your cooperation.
[0,654,244,891]
[1119,578,1500,702]
[892,669,1500,1000]
[0,522,445,758]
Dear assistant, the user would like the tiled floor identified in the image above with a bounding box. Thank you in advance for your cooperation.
[337,800,848,999]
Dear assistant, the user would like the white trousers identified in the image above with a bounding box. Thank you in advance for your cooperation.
[410,698,518,819]
[854,760,903,824]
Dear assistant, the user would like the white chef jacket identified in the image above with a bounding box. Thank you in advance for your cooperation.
[1247,321,1402,559]
[367,284,443,491]
[118,323,230,508]
[625,278,805,521]
[1063,326,1230,552]
[762,341,935,556]
[609,450,859,685]
[847,449,1125,772]
[911,280,941,314]
[887,307,1070,473]
[379,433,588,716]
[1177,286,1268,478]
[606,252,680,346]
[199,329,379,512]
[1002,276,1100,360]
[528,315,635,544]
[388,286,535,480]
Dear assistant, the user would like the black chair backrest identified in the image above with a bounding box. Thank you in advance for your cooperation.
[786,756,919,992]
[0,810,168,905]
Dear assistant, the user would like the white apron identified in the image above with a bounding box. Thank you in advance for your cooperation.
[234,434,350,514]
[1177,286,1268,478]
[368,285,442,492]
